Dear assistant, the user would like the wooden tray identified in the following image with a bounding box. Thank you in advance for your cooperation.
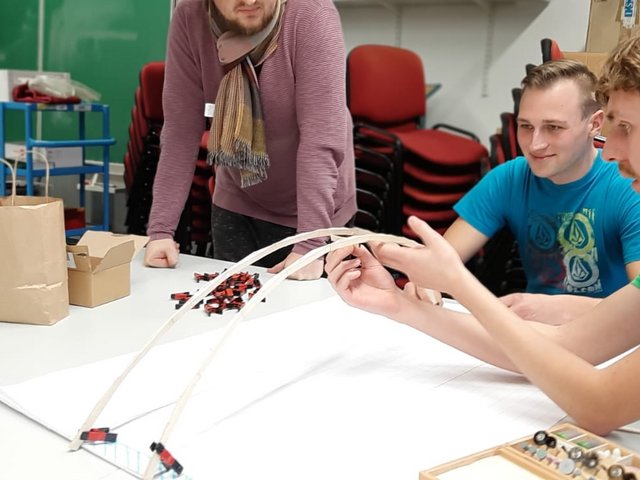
[420,423,640,479]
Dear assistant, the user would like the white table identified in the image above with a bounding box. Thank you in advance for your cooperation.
[2,253,640,480]
[0,254,336,480]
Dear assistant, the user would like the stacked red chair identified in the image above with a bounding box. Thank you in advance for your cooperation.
[353,144,397,232]
[124,62,165,237]
[473,63,530,295]
[347,44,488,237]
[189,132,214,257]
[124,62,213,256]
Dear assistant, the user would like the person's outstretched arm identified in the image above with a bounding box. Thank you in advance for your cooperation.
[326,244,531,372]
[372,216,640,435]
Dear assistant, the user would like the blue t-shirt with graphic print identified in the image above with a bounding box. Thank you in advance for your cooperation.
[454,151,640,297]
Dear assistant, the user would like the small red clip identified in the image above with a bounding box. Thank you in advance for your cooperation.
[204,303,224,315]
[175,299,202,310]
[80,427,117,443]
[170,291,191,300]
[150,442,184,475]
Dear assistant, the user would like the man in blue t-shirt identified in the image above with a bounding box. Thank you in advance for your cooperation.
[444,59,640,324]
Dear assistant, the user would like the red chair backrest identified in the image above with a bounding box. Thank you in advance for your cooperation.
[139,62,165,123]
[347,45,425,126]
[500,112,519,160]
[541,38,564,63]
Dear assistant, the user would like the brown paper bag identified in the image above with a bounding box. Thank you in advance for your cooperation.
[0,158,69,325]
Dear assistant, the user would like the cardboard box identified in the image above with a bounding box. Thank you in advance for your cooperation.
[586,0,640,53]
[4,141,84,168]
[562,51,609,76]
[66,231,148,307]
[0,69,71,102]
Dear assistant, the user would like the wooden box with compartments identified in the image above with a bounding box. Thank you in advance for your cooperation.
[420,423,640,480]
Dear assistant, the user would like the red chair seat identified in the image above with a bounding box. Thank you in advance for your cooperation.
[403,162,479,187]
[398,129,488,168]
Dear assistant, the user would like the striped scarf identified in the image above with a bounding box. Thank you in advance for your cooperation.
[207,0,285,188]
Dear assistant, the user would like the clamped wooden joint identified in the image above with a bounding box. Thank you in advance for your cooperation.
[150,442,184,475]
[80,427,117,443]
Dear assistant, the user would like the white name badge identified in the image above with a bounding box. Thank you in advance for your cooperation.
[204,103,215,118]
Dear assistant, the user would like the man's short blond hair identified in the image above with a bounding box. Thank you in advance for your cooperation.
[521,59,600,118]
[597,35,640,106]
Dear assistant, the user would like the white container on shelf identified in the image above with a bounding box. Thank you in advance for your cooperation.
[4,141,83,168]
[0,69,71,102]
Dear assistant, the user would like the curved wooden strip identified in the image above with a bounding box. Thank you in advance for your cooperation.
[68,226,369,450]
[142,232,420,478]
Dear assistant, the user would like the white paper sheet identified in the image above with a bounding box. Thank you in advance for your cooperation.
[0,296,566,479]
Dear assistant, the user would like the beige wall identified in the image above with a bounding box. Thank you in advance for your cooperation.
[337,0,591,148]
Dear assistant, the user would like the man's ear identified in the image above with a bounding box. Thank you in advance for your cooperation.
[589,109,605,137]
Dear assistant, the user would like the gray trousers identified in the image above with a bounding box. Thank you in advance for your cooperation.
[211,205,295,268]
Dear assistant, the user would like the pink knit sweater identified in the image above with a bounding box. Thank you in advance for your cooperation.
[147,0,356,253]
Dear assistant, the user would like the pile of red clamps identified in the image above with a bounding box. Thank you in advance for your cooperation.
[170,271,262,316]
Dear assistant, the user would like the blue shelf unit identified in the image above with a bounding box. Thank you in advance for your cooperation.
[0,102,116,236]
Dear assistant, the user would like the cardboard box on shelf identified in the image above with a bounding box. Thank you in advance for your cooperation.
[586,0,640,53]
[66,231,149,307]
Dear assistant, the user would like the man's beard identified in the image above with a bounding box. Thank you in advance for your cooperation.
[212,2,276,36]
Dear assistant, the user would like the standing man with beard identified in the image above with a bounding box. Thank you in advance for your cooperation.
[144,0,356,279]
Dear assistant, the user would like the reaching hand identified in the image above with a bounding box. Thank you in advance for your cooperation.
[144,238,180,268]
[371,216,467,296]
[267,251,324,280]
[325,244,403,317]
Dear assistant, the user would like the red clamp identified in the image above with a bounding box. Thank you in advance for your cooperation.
[80,427,117,443]
[194,272,219,282]
[204,302,224,315]
[175,299,202,310]
[150,442,184,475]
[170,291,191,301]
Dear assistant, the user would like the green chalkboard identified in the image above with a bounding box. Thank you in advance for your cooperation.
[0,0,170,164]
